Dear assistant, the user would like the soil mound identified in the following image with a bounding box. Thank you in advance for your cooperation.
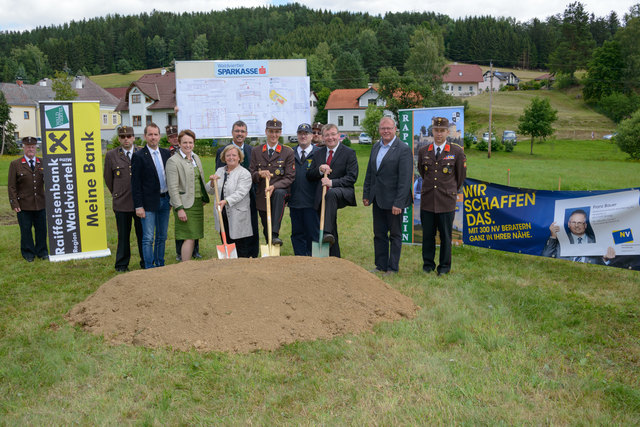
[66,257,419,353]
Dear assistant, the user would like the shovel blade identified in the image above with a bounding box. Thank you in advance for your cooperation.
[216,243,238,259]
[312,241,330,257]
[260,244,280,257]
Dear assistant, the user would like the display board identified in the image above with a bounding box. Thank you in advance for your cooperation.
[175,59,310,138]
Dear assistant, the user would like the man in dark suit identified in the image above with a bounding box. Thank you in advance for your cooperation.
[363,117,413,274]
[104,126,144,271]
[249,119,295,246]
[417,117,466,275]
[131,123,171,268]
[307,124,358,257]
[542,210,607,264]
[8,136,48,262]
[216,120,259,257]
[289,123,320,256]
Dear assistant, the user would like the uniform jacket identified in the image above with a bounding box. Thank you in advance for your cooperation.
[216,143,253,170]
[165,151,208,210]
[208,165,253,240]
[131,145,171,211]
[103,146,141,212]
[8,156,45,211]
[249,143,295,211]
[417,142,466,213]
[363,137,413,210]
[289,145,319,209]
[307,143,358,208]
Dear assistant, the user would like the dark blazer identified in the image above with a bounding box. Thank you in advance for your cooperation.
[8,156,45,211]
[249,143,296,211]
[289,145,319,209]
[363,137,413,210]
[216,143,253,170]
[307,143,358,208]
[131,145,171,211]
[104,146,141,212]
[417,142,466,213]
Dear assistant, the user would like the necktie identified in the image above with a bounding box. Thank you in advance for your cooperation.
[300,150,306,163]
[577,237,583,244]
[29,159,35,171]
[269,148,274,157]
[153,150,167,193]
[327,149,333,166]
[436,147,441,159]
[126,151,131,161]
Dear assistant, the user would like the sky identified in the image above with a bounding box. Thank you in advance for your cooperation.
[0,0,635,32]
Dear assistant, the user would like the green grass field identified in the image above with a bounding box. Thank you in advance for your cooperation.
[89,68,164,88]
[1,142,639,424]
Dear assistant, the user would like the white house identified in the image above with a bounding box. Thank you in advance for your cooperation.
[0,80,55,141]
[115,70,176,137]
[442,64,484,97]
[324,86,387,132]
[478,70,520,92]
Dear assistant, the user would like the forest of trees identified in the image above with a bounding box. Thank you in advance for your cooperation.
[0,3,627,87]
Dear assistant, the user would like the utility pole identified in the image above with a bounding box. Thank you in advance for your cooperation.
[488,60,493,158]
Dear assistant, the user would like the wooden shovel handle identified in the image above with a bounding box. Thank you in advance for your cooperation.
[319,172,328,233]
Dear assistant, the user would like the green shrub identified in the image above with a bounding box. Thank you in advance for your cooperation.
[503,140,514,152]
[616,109,640,159]
[342,137,351,146]
[476,139,488,151]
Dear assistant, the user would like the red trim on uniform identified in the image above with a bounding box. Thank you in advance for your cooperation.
[275,144,282,153]
[262,145,267,152]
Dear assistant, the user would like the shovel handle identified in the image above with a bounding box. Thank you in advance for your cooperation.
[265,175,272,247]
[319,172,328,233]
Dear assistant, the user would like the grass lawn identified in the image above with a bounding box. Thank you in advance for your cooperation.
[465,90,616,141]
[1,142,639,424]
[89,68,164,88]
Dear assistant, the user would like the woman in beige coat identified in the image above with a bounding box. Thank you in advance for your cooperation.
[207,145,253,257]
[166,129,210,261]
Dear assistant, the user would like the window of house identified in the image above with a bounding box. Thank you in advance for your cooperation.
[145,96,152,104]
[146,115,152,125]
[368,99,376,106]
[353,116,359,126]
[132,116,142,127]
[458,86,462,92]
[112,114,118,125]
[469,86,474,92]
[338,116,344,127]
[131,94,141,104]
[312,100,317,107]
[23,111,29,119]
[102,114,108,125]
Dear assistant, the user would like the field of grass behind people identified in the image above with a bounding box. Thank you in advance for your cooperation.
[1,141,639,424]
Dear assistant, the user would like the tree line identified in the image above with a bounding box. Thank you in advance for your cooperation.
[0,2,629,91]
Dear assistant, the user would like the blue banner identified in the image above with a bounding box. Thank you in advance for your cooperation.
[463,178,640,271]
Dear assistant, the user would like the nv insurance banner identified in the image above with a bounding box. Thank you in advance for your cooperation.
[40,101,110,262]
[463,178,640,271]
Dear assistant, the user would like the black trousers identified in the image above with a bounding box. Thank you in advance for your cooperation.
[258,188,287,241]
[319,188,349,258]
[17,209,48,260]
[289,207,319,256]
[115,210,144,269]
[420,210,455,273]
[372,202,403,272]
[220,207,253,258]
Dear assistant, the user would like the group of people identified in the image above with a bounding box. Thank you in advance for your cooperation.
[9,116,467,276]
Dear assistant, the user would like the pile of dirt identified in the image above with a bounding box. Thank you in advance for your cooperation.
[66,257,419,353]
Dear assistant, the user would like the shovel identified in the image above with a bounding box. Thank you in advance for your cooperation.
[260,175,280,257]
[312,172,330,257]
[213,178,237,259]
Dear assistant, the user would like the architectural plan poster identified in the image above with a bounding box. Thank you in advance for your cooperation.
[463,178,640,271]
[175,59,310,138]
[398,106,465,245]
[39,101,110,262]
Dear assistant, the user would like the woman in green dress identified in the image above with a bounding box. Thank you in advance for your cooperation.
[165,129,210,261]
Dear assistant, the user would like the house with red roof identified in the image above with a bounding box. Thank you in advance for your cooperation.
[115,70,176,137]
[324,86,388,132]
[442,64,484,97]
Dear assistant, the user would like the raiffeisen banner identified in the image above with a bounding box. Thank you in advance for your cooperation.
[40,101,110,262]
[463,178,640,271]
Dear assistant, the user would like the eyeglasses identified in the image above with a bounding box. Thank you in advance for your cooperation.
[379,127,395,131]
[312,131,322,135]
[119,135,134,138]
[569,221,586,226]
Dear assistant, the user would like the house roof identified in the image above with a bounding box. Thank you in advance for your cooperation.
[105,87,128,102]
[116,72,176,112]
[0,82,55,107]
[324,88,377,110]
[443,64,484,83]
[72,76,120,107]
[534,73,555,81]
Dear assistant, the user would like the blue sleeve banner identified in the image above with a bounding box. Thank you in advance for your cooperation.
[463,178,640,271]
